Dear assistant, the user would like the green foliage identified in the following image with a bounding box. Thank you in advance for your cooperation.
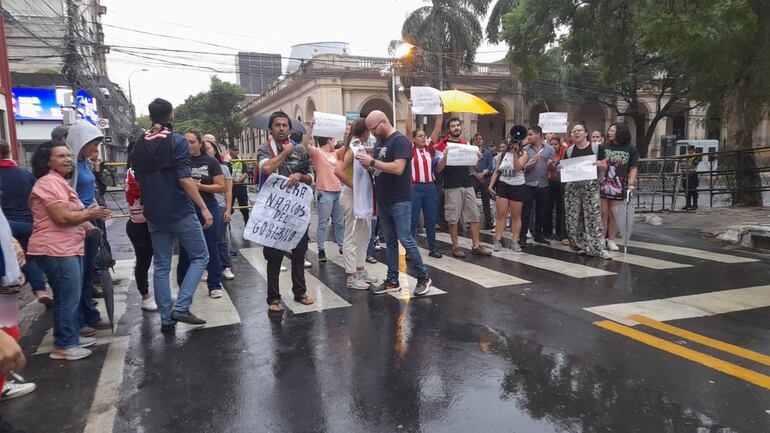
[174,76,246,146]
[135,114,152,131]
[485,0,518,44]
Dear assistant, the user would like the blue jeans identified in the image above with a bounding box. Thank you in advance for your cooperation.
[316,190,344,252]
[217,210,232,270]
[36,255,83,349]
[411,183,438,252]
[7,220,47,292]
[367,217,379,257]
[178,202,221,292]
[149,213,209,326]
[377,200,429,282]
[79,231,102,328]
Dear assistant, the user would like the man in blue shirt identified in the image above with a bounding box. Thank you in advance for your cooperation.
[472,133,495,230]
[131,98,213,333]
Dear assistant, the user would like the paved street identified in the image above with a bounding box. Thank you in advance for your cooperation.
[2,202,770,432]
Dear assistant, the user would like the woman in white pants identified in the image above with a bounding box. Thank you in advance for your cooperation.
[334,119,378,290]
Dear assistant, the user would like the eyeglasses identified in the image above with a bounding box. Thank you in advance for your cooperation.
[368,119,384,133]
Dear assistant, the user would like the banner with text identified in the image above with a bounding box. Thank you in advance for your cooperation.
[446,142,479,166]
[539,112,569,133]
[313,111,347,139]
[243,174,312,252]
[410,86,443,115]
[559,154,598,183]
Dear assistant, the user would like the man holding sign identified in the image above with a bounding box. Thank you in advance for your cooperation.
[435,117,492,258]
[256,111,315,313]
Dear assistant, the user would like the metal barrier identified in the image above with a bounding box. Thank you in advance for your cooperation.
[636,147,770,211]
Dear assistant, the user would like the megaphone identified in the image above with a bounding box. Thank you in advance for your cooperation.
[509,125,527,141]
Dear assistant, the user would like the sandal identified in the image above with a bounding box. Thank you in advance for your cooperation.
[294,295,315,305]
[365,256,377,264]
[267,300,284,313]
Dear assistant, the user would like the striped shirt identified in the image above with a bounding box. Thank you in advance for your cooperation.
[412,147,434,183]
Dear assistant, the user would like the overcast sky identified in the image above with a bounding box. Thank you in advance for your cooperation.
[102,0,507,116]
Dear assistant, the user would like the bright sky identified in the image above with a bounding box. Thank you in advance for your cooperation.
[101,0,507,115]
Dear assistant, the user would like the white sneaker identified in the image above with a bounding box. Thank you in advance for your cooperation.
[598,250,614,260]
[141,297,158,311]
[359,271,378,284]
[79,337,96,348]
[210,289,223,298]
[346,275,370,290]
[49,346,92,361]
[222,268,235,280]
[280,265,288,272]
[606,239,620,251]
[1,381,36,401]
[304,260,312,268]
[373,242,382,251]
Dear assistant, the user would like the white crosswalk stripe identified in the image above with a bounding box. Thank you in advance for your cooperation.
[240,247,352,313]
[627,240,758,264]
[432,232,616,279]
[308,245,447,299]
[540,242,692,270]
[414,245,529,287]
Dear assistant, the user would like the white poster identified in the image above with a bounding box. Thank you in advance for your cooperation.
[446,142,479,166]
[243,174,312,252]
[313,111,347,139]
[410,86,442,115]
[539,112,569,133]
[560,154,598,183]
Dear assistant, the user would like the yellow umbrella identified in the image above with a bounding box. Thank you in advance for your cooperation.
[439,89,499,115]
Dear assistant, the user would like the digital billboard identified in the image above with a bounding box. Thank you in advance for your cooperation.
[11,87,99,123]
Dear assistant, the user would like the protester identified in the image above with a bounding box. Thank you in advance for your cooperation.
[131,98,211,333]
[306,135,344,263]
[203,138,235,280]
[488,139,529,251]
[681,145,700,210]
[181,129,225,298]
[124,153,158,311]
[356,111,431,295]
[597,122,639,251]
[543,135,568,245]
[0,140,51,305]
[519,125,557,247]
[67,120,111,336]
[472,133,496,230]
[562,124,613,259]
[591,130,605,145]
[405,101,443,259]
[28,141,111,360]
[257,111,315,312]
[435,117,493,258]
[227,145,252,223]
[334,119,378,290]
[50,126,68,145]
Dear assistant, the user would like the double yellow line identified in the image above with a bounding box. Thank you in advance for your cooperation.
[595,315,770,390]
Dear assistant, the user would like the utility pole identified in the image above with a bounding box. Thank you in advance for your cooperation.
[63,0,79,125]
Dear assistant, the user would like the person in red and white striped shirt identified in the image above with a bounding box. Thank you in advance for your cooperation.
[406,101,444,258]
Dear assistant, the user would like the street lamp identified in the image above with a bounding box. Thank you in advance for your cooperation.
[128,69,149,116]
[391,42,414,124]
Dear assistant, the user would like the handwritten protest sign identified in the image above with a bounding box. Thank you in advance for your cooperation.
[446,142,479,166]
[243,174,312,252]
[313,111,347,139]
[539,112,569,133]
[410,86,442,115]
[559,154,598,183]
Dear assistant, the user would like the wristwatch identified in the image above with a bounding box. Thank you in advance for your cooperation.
[369,159,376,168]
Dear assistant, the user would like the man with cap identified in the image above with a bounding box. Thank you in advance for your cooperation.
[228,144,252,223]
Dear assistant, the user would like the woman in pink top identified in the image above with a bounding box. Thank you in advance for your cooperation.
[307,135,344,263]
[28,141,112,361]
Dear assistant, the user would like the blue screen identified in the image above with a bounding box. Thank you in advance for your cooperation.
[12,87,99,123]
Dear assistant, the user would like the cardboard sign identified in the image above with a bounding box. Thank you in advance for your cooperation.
[539,112,569,133]
[243,174,312,252]
[560,154,598,183]
[313,111,347,139]
[446,142,479,166]
[410,86,443,115]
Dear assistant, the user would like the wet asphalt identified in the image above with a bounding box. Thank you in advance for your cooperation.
[2,211,770,433]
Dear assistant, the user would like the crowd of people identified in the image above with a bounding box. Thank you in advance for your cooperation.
[0,95,641,401]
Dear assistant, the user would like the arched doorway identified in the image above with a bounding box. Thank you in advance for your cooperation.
[359,98,393,125]
[577,103,607,133]
[477,101,507,143]
[305,98,317,124]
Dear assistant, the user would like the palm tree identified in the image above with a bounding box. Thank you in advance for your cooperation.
[485,0,518,44]
[401,0,492,87]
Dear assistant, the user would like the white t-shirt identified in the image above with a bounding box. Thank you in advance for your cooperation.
[498,152,525,186]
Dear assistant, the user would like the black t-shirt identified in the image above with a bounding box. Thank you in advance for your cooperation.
[567,144,595,159]
[442,142,475,189]
[373,131,412,204]
[598,142,640,190]
[190,153,223,205]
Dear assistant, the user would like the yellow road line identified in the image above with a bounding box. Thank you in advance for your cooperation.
[629,314,770,368]
[594,320,770,391]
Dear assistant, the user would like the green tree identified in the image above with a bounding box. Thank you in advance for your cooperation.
[501,0,698,158]
[484,0,517,44]
[174,76,245,146]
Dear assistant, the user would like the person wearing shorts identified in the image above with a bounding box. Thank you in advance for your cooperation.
[597,122,639,252]
[488,141,529,251]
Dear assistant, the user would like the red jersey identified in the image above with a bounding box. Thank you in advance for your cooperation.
[411,146,434,183]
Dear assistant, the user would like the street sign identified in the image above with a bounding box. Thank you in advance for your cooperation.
[97,118,110,129]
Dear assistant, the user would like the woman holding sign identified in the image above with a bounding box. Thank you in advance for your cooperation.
[488,139,529,251]
[306,131,345,263]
